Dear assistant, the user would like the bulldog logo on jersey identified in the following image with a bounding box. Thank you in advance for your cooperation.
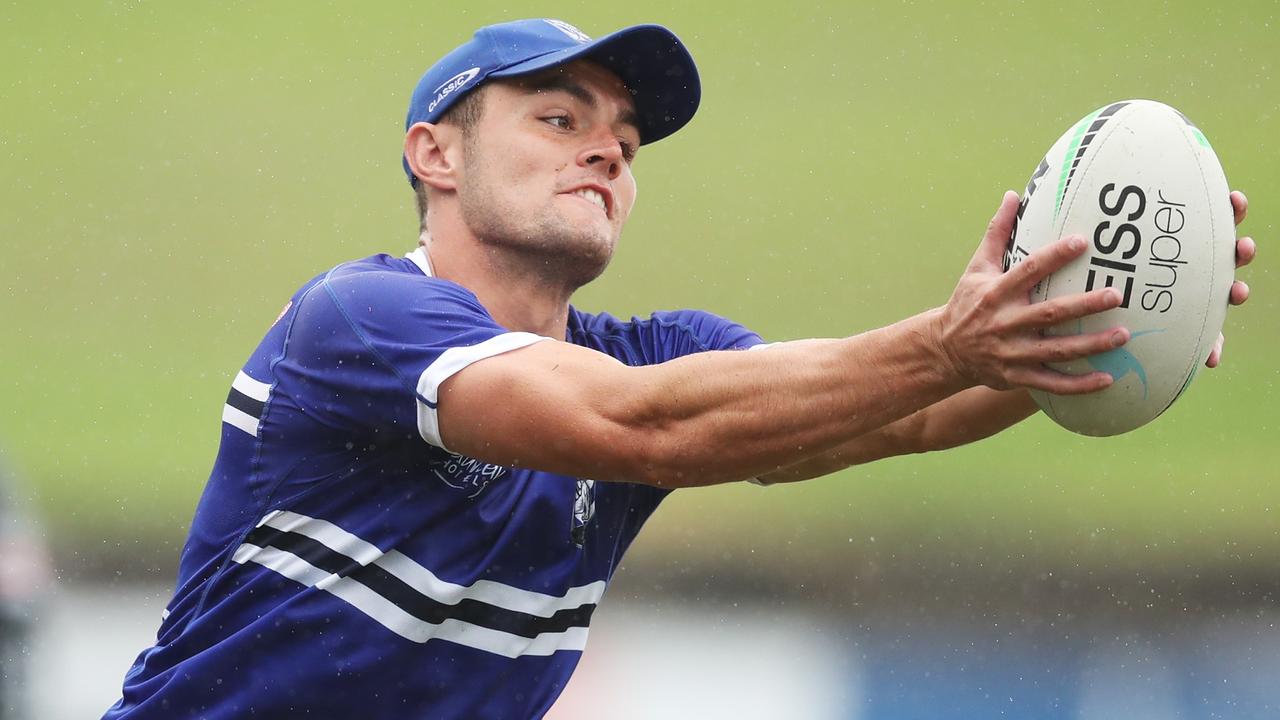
[570,479,596,547]
[430,451,507,498]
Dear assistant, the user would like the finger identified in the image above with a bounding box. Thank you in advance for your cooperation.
[1011,288,1124,331]
[1007,366,1114,396]
[1231,191,1247,226]
[972,190,1021,271]
[1012,325,1130,364]
[1207,332,1224,368]
[998,234,1089,297]
[1236,236,1256,268]
[1230,280,1249,306]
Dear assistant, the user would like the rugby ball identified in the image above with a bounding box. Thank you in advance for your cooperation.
[1003,100,1234,436]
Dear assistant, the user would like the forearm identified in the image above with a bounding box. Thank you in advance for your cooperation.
[906,386,1038,453]
[440,309,971,487]
[627,311,970,484]
[756,387,1039,484]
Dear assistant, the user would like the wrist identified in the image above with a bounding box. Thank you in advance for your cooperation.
[920,307,972,390]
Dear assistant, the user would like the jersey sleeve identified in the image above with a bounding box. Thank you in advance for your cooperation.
[280,266,549,450]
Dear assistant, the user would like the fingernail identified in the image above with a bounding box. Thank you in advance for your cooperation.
[1069,236,1086,251]
[1105,288,1121,304]
[1111,330,1127,347]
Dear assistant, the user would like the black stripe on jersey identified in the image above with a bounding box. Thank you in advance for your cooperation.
[246,525,365,577]
[243,526,596,638]
[226,387,266,419]
[350,561,597,639]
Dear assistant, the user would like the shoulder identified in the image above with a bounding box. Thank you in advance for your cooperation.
[287,254,495,332]
[321,255,486,312]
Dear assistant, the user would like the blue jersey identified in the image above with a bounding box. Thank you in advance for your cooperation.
[104,249,762,719]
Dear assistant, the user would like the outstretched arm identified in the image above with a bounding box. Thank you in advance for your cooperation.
[439,192,1124,488]
[758,190,1256,485]
[754,387,1036,485]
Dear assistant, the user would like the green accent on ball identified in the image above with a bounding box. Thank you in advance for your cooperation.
[1192,127,1211,149]
[1054,107,1104,221]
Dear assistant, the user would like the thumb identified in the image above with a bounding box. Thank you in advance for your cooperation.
[969,190,1021,272]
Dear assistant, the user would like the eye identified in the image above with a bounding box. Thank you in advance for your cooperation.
[619,139,637,163]
[542,114,572,130]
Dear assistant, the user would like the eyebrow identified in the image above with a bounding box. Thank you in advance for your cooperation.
[524,75,642,135]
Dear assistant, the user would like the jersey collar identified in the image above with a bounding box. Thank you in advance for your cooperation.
[405,247,435,277]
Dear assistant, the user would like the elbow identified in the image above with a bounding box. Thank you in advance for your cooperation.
[583,414,704,488]
[584,373,737,488]
[603,422,687,488]
[606,422,741,489]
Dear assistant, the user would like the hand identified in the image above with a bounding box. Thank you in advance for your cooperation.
[1207,190,1254,367]
[934,191,1128,395]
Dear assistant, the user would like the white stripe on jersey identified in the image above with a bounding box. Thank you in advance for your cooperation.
[222,371,271,436]
[252,510,606,616]
[414,331,550,450]
[258,510,387,568]
[377,546,605,619]
[232,510,603,657]
[232,370,271,402]
[221,404,260,437]
[235,543,590,656]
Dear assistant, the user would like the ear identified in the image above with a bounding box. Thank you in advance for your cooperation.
[404,122,462,192]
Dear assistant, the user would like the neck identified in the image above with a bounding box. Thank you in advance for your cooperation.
[420,229,575,340]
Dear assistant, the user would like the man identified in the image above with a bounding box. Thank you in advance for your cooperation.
[104,18,1254,719]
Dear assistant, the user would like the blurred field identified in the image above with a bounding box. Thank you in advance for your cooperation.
[1,0,1276,583]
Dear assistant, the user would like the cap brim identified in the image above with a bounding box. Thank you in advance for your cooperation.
[489,24,700,145]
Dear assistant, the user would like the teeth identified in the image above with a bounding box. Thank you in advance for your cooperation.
[572,188,606,212]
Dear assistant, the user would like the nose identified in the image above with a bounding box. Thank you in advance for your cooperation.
[577,133,624,181]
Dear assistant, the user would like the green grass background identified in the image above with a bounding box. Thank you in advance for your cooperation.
[2,1,1276,579]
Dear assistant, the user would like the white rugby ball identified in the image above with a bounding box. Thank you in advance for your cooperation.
[1003,99,1235,436]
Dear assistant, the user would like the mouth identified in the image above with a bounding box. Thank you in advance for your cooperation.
[561,184,612,219]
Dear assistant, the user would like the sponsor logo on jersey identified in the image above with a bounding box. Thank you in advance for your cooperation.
[428,67,481,114]
[431,451,507,497]
[544,19,590,43]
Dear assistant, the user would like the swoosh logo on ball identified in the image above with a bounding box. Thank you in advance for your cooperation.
[1068,322,1163,399]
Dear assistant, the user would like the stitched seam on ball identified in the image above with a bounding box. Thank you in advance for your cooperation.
[1054,103,1133,250]
[1041,103,1134,422]
[1154,108,1218,418]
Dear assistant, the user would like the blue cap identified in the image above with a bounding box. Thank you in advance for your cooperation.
[403,18,700,184]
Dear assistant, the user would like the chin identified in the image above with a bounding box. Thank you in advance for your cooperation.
[464,201,619,285]
[555,235,616,287]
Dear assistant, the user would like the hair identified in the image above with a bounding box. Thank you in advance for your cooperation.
[414,88,486,237]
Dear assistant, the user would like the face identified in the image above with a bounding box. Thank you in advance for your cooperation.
[454,61,641,288]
